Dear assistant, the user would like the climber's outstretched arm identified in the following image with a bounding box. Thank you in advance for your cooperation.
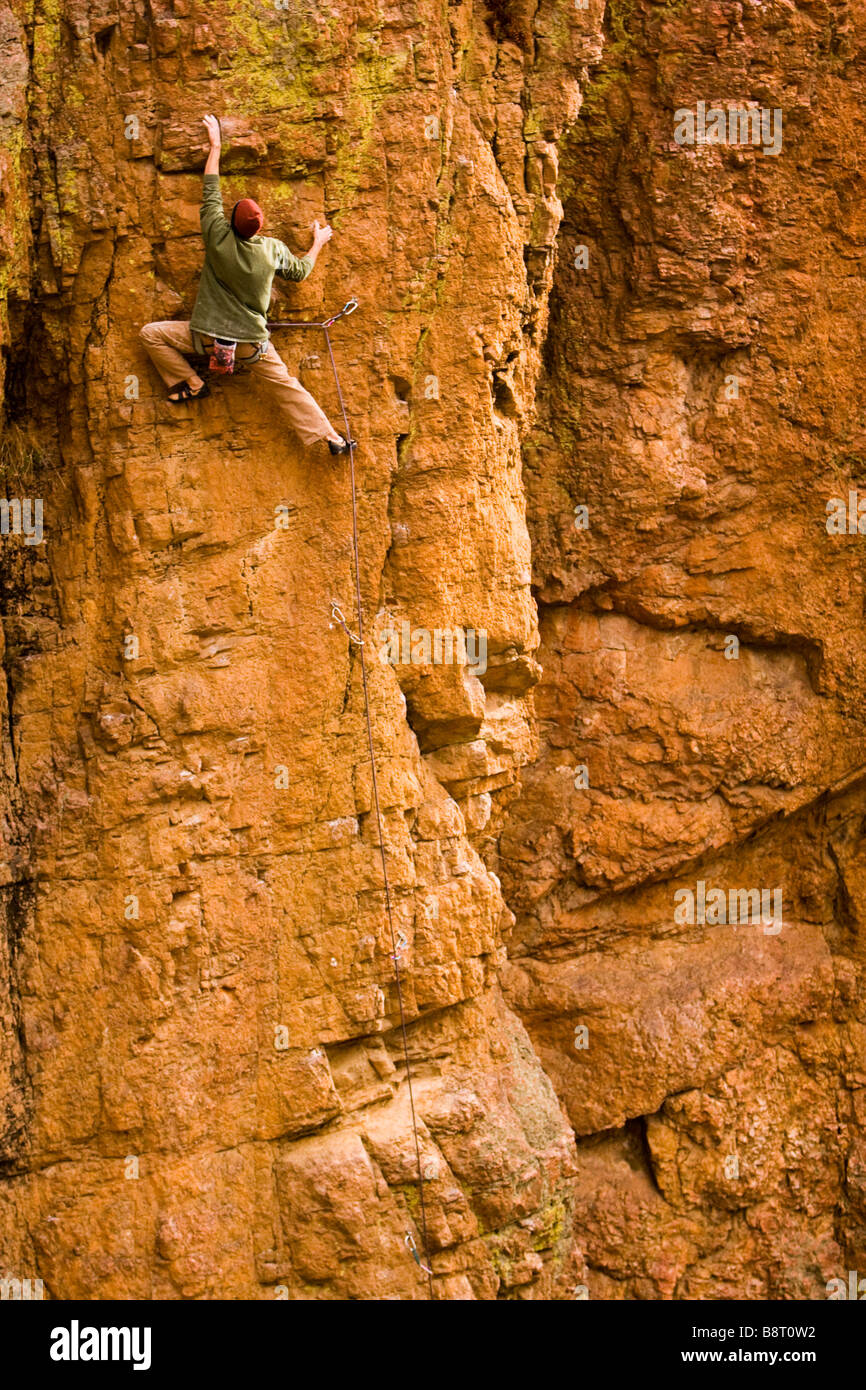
[203,114,220,175]
[199,115,230,247]
[273,219,333,283]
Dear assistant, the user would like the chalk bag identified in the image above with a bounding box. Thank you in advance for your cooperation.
[209,338,237,375]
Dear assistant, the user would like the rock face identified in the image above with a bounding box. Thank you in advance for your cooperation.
[0,0,863,1300]
[501,0,866,1298]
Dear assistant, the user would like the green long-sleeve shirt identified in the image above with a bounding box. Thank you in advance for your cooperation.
[189,174,312,344]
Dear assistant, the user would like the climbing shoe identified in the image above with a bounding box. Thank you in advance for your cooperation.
[328,435,357,455]
[167,380,210,403]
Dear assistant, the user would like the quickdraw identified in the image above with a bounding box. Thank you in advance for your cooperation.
[267,298,359,333]
[329,601,363,647]
[405,1231,433,1276]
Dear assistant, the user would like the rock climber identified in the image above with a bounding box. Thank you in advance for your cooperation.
[139,114,356,455]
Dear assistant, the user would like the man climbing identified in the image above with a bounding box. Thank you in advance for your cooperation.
[139,114,356,455]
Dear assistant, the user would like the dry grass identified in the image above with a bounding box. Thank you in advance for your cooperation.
[0,422,52,492]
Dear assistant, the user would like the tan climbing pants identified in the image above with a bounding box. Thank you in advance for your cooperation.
[139,320,337,449]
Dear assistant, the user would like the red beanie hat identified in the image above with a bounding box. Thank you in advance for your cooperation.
[231,198,264,239]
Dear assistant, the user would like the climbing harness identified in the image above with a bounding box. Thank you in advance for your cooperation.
[235,341,269,370]
[269,300,435,1300]
[187,333,268,374]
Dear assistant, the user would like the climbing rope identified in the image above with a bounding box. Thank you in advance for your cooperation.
[268,302,435,1300]
[267,295,359,333]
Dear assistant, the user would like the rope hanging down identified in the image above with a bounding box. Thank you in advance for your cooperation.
[268,301,435,1300]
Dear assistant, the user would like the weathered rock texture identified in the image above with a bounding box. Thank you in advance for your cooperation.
[0,0,864,1300]
[501,0,866,1299]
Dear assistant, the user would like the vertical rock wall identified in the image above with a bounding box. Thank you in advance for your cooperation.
[0,0,603,1299]
[502,0,866,1298]
[2,0,865,1301]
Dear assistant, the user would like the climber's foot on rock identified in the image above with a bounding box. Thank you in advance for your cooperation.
[328,435,357,455]
[167,378,210,404]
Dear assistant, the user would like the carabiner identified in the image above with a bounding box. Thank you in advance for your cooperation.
[404,1231,432,1275]
[322,298,360,329]
[329,601,363,646]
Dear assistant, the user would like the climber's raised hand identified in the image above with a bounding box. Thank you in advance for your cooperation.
[203,114,221,148]
[202,115,221,176]
[303,220,333,271]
